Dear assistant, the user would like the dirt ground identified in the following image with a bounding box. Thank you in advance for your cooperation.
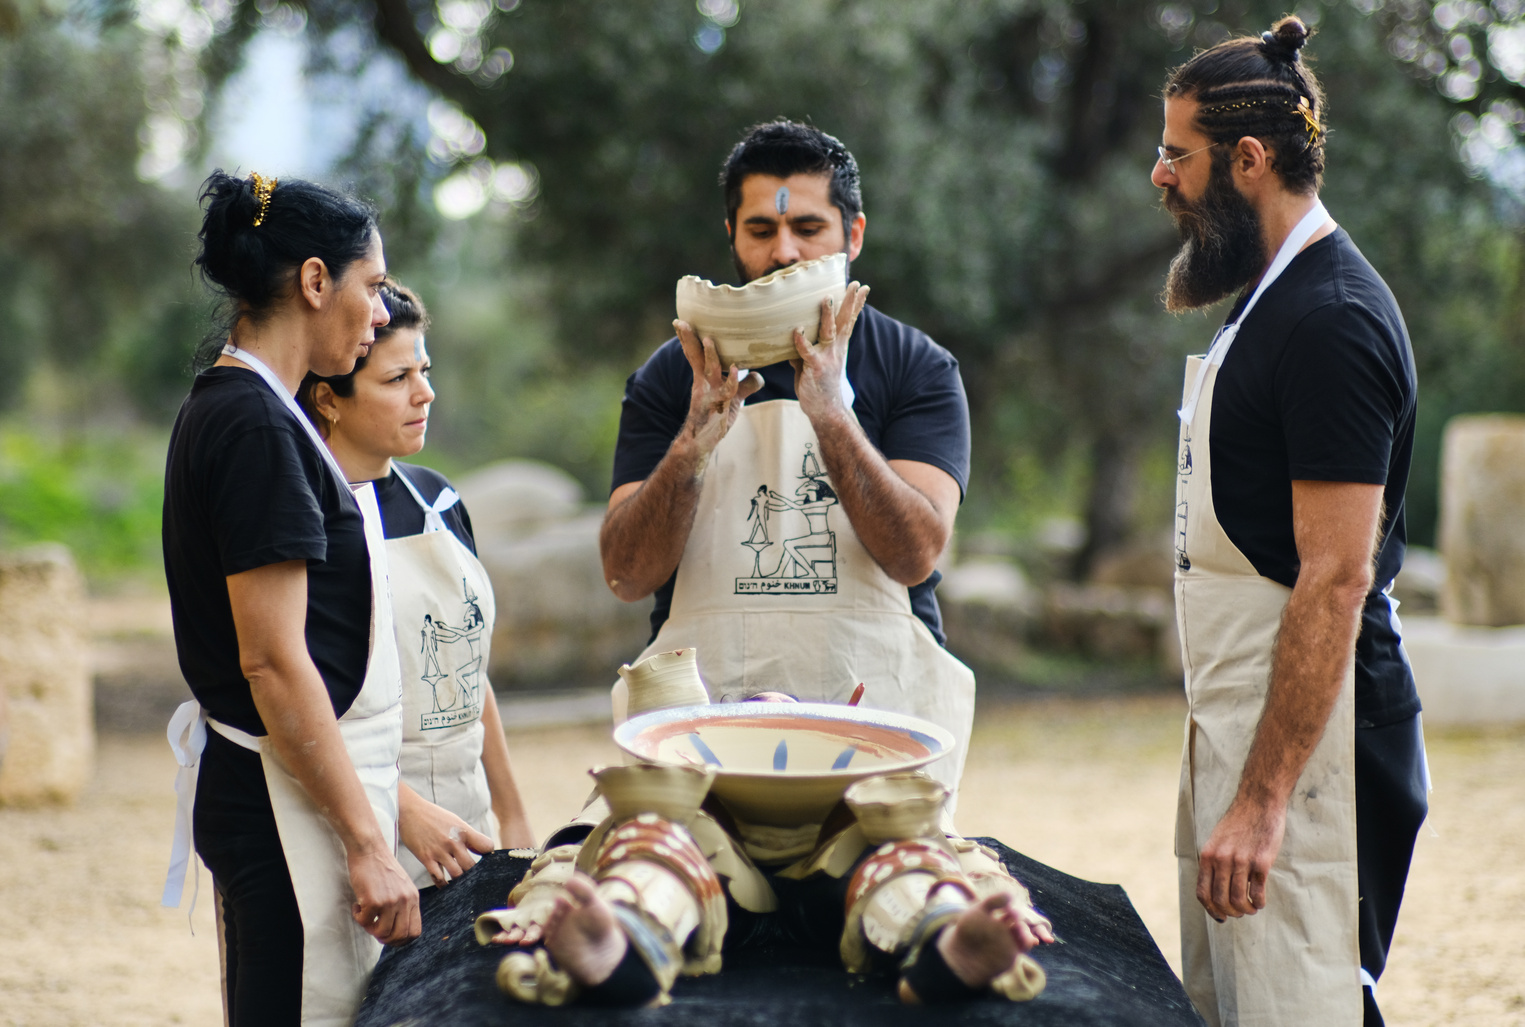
[2,694,1522,1026]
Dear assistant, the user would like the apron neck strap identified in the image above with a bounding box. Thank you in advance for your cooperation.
[1177,199,1332,425]
[223,343,355,493]
[1229,198,1330,333]
[392,463,460,535]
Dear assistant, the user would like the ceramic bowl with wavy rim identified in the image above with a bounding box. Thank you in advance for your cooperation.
[613,702,954,827]
[674,252,849,369]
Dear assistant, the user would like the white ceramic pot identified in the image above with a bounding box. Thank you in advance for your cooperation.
[674,252,849,369]
[618,648,712,718]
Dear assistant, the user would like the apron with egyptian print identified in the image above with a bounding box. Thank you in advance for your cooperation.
[611,392,976,802]
[387,464,498,888]
[1172,202,1361,1027]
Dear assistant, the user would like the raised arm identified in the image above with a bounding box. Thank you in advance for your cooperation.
[599,326,762,601]
[789,287,958,585]
[227,559,421,943]
[1196,479,1383,920]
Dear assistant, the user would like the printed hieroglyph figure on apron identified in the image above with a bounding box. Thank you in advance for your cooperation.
[416,581,487,729]
[611,395,976,805]
[736,443,839,593]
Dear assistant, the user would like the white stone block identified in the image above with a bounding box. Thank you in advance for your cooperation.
[0,544,94,805]
[1438,415,1525,627]
[1402,614,1525,726]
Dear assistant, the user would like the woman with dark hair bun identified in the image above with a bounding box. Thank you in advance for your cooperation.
[297,281,536,890]
[161,169,420,1027]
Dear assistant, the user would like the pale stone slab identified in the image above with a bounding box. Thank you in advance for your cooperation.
[0,544,94,805]
[1402,614,1525,726]
[1438,415,1525,627]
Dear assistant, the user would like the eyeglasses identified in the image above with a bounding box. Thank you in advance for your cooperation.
[1156,144,1215,176]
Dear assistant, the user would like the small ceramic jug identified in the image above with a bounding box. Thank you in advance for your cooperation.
[618,648,711,719]
[591,764,716,826]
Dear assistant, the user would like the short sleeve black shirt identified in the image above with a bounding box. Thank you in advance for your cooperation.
[1209,229,1420,726]
[373,462,478,552]
[611,304,971,645]
[162,367,373,736]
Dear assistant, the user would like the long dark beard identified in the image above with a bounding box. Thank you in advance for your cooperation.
[1162,159,1265,313]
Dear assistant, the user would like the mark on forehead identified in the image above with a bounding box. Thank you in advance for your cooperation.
[775,186,789,215]
[414,335,426,360]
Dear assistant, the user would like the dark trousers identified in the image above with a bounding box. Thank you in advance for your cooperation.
[194,730,305,1026]
[1356,713,1429,1027]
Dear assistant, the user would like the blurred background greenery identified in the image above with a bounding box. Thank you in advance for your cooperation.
[2,0,1522,587]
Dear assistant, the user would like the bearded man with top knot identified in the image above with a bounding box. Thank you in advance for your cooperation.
[1152,18,1428,1027]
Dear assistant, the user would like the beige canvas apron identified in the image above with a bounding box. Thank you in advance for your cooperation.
[611,393,976,800]
[388,465,498,888]
[163,346,405,1027]
[1172,202,1362,1027]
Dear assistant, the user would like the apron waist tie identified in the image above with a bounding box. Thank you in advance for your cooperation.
[161,702,265,924]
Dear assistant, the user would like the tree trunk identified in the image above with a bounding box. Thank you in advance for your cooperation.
[1072,431,1140,580]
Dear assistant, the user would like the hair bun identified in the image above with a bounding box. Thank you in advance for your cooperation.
[1262,17,1310,61]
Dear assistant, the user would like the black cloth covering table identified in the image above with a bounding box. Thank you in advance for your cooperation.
[356,839,1204,1027]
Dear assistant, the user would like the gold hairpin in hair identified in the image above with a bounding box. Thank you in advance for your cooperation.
[1203,97,1321,146]
[250,172,278,228]
[1295,96,1321,146]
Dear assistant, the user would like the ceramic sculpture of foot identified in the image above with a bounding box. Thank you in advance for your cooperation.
[936,892,1036,983]
[542,873,629,988]
[890,891,1049,1001]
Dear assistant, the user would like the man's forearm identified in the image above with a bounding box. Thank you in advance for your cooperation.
[599,433,708,601]
[249,660,391,856]
[1235,576,1367,809]
[810,409,950,586]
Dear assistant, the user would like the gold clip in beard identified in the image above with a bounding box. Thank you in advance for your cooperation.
[250,172,278,227]
[1295,97,1321,147]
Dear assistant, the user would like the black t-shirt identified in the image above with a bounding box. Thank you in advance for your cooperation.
[163,367,373,736]
[1209,228,1419,727]
[611,304,971,645]
[373,462,477,552]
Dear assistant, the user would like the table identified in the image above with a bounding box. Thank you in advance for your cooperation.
[357,839,1203,1027]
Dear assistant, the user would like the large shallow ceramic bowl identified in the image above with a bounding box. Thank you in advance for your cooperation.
[613,702,954,827]
[674,253,848,369]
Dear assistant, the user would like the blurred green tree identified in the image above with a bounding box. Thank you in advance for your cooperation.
[5,0,1522,574]
[290,0,1523,565]
[0,6,210,417]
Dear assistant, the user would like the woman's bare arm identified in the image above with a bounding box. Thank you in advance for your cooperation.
[226,559,420,943]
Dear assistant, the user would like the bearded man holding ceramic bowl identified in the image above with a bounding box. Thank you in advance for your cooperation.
[600,120,976,806]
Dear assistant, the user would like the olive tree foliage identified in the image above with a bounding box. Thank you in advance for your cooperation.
[275,0,1511,562]
[0,3,216,417]
[17,0,1517,558]
[1359,0,1525,537]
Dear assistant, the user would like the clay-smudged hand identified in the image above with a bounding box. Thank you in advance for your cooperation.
[791,282,870,423]
[400,796,496,887]
[349,847,421,944]
[1196,796,1286,919]
[675,320,764,459]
